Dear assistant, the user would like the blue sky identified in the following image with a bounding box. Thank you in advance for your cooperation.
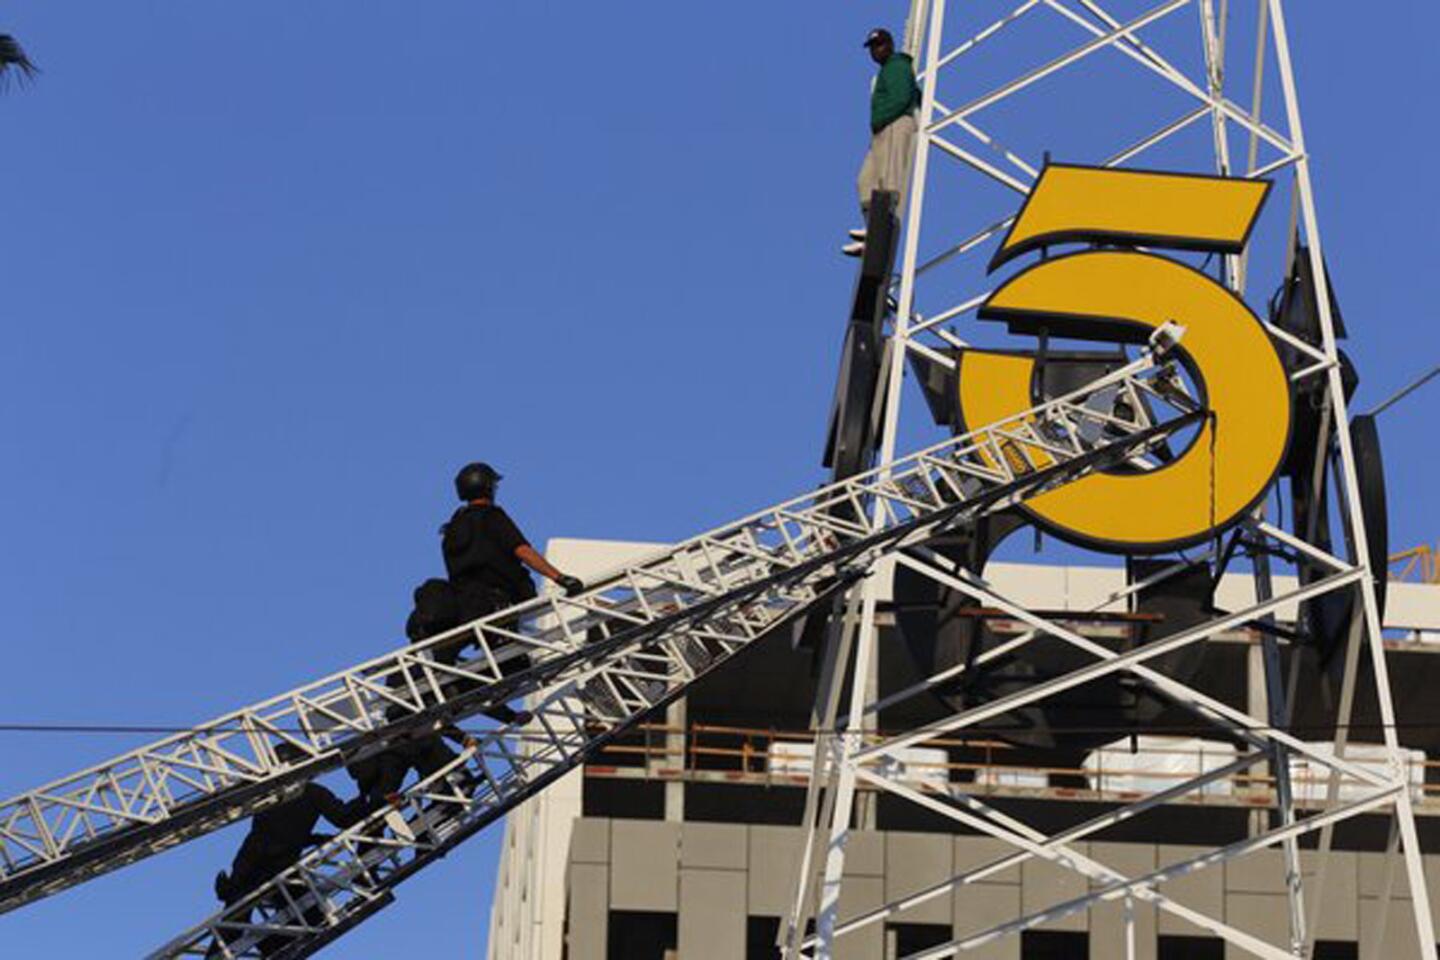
[0,3,1436,956]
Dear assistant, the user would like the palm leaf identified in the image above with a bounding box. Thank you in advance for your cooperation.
[0,34,39,91]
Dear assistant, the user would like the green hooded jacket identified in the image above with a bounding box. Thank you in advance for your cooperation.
[871,52,919,134]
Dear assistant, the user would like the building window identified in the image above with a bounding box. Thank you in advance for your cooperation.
[1021,929,1088,959]
[747,917,781,960]
[606,910,677,960]
[1157,934,1223,959]
[1312,943,1358,960]
[746,916,813,959]
[888,922,953,956]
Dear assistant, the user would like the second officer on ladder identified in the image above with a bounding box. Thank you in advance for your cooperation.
[443,462,584,617]
[209,744,366,956]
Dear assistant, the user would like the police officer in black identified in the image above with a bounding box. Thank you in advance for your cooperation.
[213,750,365,907]
[402,577,533,726]
[347,730,468,813]
[443,462,583,618]
[422,463,581,731]
[210,745,366,956]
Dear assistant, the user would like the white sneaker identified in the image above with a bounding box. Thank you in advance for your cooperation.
[848,228,867,241]
[384,809,414,842]
[842,241,865,257]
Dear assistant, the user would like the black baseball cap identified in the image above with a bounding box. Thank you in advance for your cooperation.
[863,28,894,48]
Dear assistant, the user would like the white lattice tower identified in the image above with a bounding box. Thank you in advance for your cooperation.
[782,2,1436,958]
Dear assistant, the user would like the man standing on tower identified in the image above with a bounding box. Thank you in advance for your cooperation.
[844,27,920,257]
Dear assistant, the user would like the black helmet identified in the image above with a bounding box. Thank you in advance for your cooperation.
[455,462,501,501]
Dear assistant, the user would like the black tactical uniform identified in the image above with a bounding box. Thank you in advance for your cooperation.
[209,781,365,957]
[215,782,364,903]
[399,577,529,725]
[441,500,538,691]
[423,461,577,728]
[441,502,538,619]
[348,735,462,812]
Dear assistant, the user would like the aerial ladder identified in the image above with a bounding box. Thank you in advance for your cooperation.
[0,333,1198,957]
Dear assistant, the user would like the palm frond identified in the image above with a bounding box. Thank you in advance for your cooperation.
[0,34,39,91]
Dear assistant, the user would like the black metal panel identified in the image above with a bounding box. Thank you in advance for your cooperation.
[1273,245,1355,480]
[1352,414,1389,623]
[803,194,902,655]
[1272,244,1346,347]
[822,190,900,482]
[909,348,958,428]
[1294,415,1389,667]
[1124,559,1234,733]
[891,511,1028,716]
[892,550,1227,752]
[1268,247,1390,668]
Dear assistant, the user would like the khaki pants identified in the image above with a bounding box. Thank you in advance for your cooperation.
[857,113,917,218]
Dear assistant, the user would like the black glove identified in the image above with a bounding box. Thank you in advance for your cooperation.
[557,575,584,597]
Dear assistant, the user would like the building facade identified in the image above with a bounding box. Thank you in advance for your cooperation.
[488,539,1440,960]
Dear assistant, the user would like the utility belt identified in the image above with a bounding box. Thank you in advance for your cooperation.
[453,581,522,618]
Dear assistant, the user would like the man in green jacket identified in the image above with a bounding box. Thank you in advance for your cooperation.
[845,28,920,256]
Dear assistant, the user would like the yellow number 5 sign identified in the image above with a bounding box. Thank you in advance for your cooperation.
[957,165,1291,553]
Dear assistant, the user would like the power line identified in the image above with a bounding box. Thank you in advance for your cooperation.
[1365,363,1440,419]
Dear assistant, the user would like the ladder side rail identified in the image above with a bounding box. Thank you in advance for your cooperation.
[0,357,1167,908]
[0,390,1136,908]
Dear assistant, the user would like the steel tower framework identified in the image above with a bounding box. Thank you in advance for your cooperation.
[782,2,1436,958]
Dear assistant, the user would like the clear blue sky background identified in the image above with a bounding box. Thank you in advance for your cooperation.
[0,3,1435,957]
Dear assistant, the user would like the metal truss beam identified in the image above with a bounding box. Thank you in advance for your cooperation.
[0,356,1179,915]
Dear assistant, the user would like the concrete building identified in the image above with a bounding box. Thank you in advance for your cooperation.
[488,539,1440,960]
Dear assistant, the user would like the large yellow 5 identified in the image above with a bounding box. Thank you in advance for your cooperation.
[958,165,1291,553]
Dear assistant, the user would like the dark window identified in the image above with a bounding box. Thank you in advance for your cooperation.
[890,923,953,954]
[583,778,665,820]
[746,916,812,959]
[1313,943,1358,960]
[606,910,676,960]
[1022,929,1088,959]
[747,917,781,960]
[1158,934,1224,959]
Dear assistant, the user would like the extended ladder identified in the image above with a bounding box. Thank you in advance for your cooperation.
[0,346,1191,928]
[137,352,1200,959]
